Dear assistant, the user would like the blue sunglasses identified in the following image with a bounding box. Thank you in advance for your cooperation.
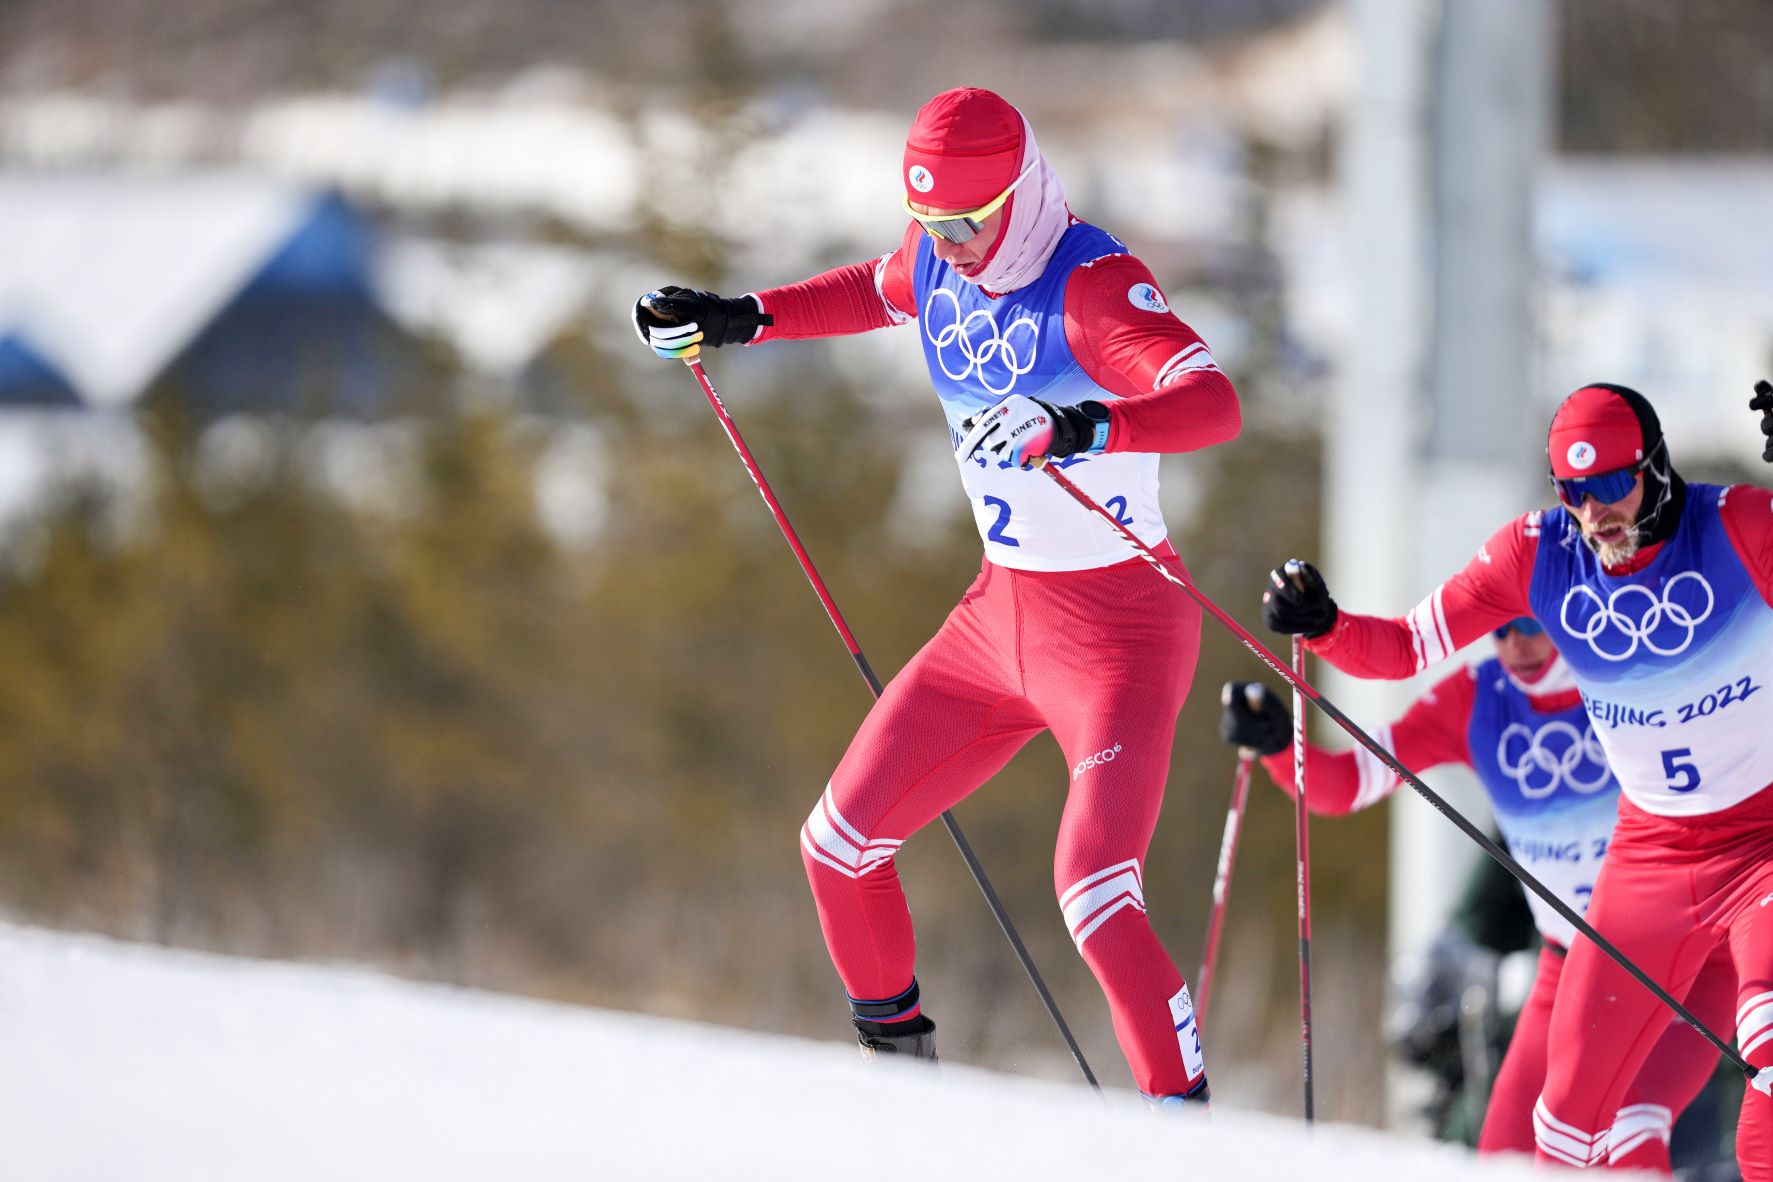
[1548,440,1661,508]
[1493,617,1545,640]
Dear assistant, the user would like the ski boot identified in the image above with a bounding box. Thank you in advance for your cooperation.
[854,1015,939,1063]
[1144,1077,1211,1115]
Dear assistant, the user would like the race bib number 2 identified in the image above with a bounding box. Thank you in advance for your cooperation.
[980,493,1133,549]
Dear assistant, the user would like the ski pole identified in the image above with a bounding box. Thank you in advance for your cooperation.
[668,342,1097,1087]
[1040,461,1764,1084]
[1291,636,1315,1125]
[1196,734,1254,1023]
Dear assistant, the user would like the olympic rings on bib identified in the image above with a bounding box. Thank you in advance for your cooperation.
[1558,571,1715,662]
[924,287,1040,397]
[1495,720,1613,799]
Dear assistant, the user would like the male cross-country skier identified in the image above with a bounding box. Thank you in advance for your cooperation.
[1258,382,1773,1175]
[1220,619,1733,1170]
[632,86,1241,1105]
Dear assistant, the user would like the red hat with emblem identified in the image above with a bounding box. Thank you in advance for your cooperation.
[1547,384,1651,479]
[902,87,1025,211]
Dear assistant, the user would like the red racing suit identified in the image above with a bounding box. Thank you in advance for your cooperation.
[1302,485,1773,1176]
[779,217,1239,1097]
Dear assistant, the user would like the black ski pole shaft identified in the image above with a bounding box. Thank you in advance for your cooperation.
[1292,637,1315,1125]
[676,349,1097,1087]
[1041,462,1759,1081]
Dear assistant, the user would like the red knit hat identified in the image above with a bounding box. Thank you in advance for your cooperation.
[903,87,1025,210]
[1548,384,1650,478]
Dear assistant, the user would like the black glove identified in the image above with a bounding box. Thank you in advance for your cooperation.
[1751,379,1773,463]
[1219,681,1292,756]
[632,286,772,358]
[1042,400,1112,459]
[1262,558,1338,639]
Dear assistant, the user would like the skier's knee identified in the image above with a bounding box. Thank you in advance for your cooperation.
[1739,988,1773,1066]
[800,782,901,881]
[1057,858,1145,950]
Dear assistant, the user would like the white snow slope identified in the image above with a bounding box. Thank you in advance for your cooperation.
[0,922,1544,1182]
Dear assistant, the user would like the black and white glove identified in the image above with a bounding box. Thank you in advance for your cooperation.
[1751,380,1773,463]
[1219,681,1292,756]
[956,395,1110,469]
[632,287,772,359]
[1262,558,1338,639]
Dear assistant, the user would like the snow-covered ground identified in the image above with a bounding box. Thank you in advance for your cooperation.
[0,922,1545,1181]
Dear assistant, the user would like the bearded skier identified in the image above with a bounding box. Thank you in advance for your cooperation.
[633,87,1241,1104]
[1221,618,1733,1170]
[1259,382,1773,1175]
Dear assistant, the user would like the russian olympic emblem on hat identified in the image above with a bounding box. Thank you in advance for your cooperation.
[1128,282,1169,314]
[907,165,935,193]
[1566,441,1598,471]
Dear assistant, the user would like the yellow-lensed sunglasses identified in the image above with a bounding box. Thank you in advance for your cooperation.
[903,159,1038,244]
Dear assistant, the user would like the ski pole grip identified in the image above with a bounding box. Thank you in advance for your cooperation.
[1219,682,1268,712]
[639,292,702,362]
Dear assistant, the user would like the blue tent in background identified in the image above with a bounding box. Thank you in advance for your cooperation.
[0,333,81,408]
[162,192,407,417]
[0,174,415,416]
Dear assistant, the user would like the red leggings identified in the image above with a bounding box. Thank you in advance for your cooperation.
[1481,941,1732,1171]
[800,551,1205,1095]
[1534,788,1773,1178]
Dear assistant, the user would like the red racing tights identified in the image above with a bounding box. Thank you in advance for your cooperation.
[1534,786,1773,1177]
[800,549,1206,1096]
[1482,940,1732,1171]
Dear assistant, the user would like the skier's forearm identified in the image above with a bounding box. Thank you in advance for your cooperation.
[754,223,921,343]
[1103,369,1242,454]
[1305,611,1424,679]
[1263,664,1474,808]
[753,261,904,341]
[1308,518,1538,678]
[1258,744,1365,814]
